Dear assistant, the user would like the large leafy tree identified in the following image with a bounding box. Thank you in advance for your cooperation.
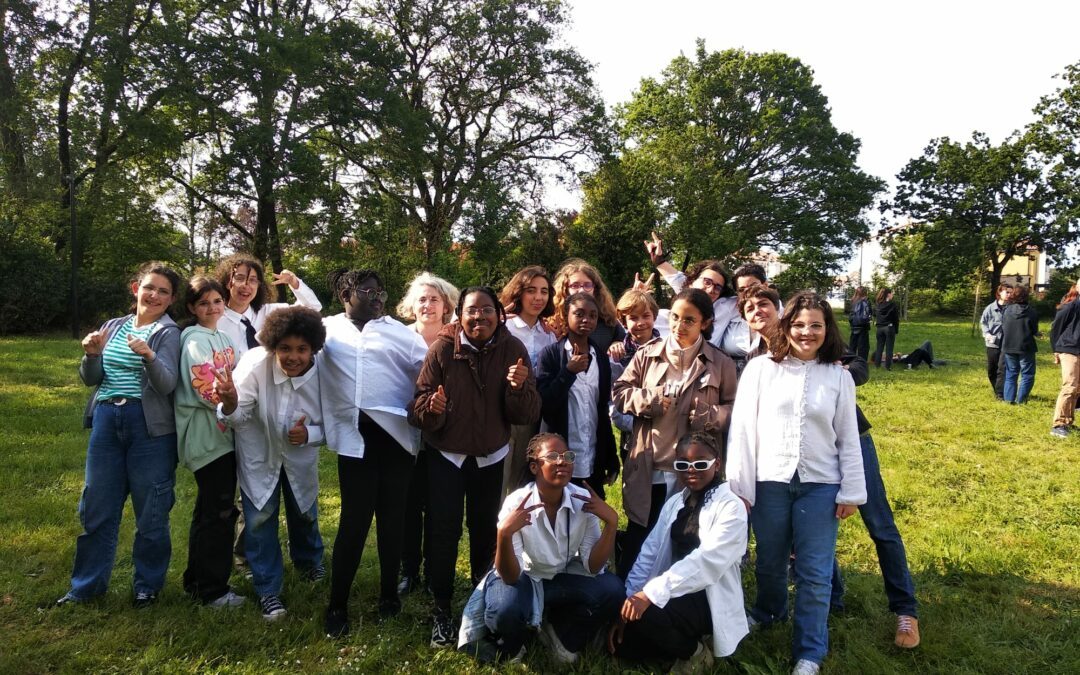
[889,131,1072,291]
[327,0,609,265]
[1031,61,1080,232]
[614,42,883,268]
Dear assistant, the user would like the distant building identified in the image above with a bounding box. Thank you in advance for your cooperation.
[996,246,1049,291]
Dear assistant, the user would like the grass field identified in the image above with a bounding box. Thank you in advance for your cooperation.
[1,318,1078,674]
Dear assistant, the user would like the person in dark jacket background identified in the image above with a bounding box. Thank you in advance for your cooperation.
[1049,281,1080,437]
[1000,285,1040,404]
[872,288,900,370]
[980,284,1012,398]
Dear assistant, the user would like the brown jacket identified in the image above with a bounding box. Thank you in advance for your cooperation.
[612,337,737,526]
[409,321,540,457]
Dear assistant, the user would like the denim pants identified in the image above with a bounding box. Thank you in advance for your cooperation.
[484,571,625,653]
[751,476,839,665]
[70,400,177,599]
[1003,353,1036,403]
[240,469,323,598]
[830,434,918,617]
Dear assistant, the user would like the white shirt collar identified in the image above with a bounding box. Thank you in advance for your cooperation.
[272,357,319,387]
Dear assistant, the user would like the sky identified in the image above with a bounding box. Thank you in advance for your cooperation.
[556,0,1080,275]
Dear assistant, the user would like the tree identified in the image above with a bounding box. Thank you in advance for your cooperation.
[889,131,1072,291]
[328,0,609,265]
[1031,61,1080,235]
[616,42,883,263]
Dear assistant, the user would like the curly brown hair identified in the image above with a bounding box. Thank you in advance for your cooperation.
[215,254,269,312]
[549,259,618,336]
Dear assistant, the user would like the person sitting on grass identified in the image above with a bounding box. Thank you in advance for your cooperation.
[609,432,749,671]
[458,433,623,665]
[214,306,327,622]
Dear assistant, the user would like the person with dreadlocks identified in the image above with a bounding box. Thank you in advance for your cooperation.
[409,286,541,649]
[609,432,749,670]
[319,269,429,638]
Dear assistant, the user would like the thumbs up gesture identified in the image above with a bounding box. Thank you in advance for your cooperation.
[567,342,590,374]
[507,356,529,389]
[428,385,448,414]
[288,415,308,445]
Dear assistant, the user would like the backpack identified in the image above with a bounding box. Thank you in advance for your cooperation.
[850,300,871,327]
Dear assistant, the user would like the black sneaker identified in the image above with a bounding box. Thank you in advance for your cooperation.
[132,591,158,609]
[304,564,326,582]
[324,606,350,638]
[430,611,457,648]
[377,597,401,621]
[259,594,287,621]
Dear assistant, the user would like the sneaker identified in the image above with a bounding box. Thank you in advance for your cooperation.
[303,564,326,582]
[895,614,920,648]
[792,659,821,675]
[207,589,246,608]
[1050,426,1069,439]
[397,574,421,597]
[746,612,760,630]
[537,620,578,665]
[259,594,287,621]
[324,606,350,638]
[430,611,457,648]
[671,640,714,674]
[55,592,82,606]
[132,591,158,609]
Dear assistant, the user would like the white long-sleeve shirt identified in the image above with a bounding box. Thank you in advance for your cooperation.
[319,314,428,458]
[219,277,323,358]
[221,347,323,512]
[506,315,557,369]
[725,355,865,507]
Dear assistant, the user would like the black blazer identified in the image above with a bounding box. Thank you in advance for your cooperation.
[535,337,619,482]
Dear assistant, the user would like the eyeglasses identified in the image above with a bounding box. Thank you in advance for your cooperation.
[669,315,699,327]
[354,287,388,302]
[697,278,720,289]
[463,306,497,317]
[568,282,595,293]
[537,451,576,464]
[231,273,260,287]
[673,458,717,472]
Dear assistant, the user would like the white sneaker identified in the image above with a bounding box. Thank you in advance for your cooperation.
[671,640,714,673]
[538,621,578,665]
[792,658,821,675]
[207,589,246,608]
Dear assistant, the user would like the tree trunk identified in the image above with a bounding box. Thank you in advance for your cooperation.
[0,10,28,197]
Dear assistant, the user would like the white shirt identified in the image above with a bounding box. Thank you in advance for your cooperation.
[564,342,599,478]
[506,315,557,368]
[221,347,323,512]
[440,331,509,469]
[725,355,866,507]
[662,271,738,348]
[626,482,749,657]
[219,277,322,357]
[499,483,602,581]
[319,314,428,458]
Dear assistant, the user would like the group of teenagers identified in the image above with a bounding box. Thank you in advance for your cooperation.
[980,278,1080,438]
[58,235,922,674]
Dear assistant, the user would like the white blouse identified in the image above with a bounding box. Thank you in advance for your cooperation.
[661,271,739,348]
[220,347,323,513]
[319,314,428,458]
[219,277,322,358]
[505,315,557,368]
[564,342,599,478]
[725,355,865,507]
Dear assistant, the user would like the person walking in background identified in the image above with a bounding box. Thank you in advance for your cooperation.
[1000,285,1040,405]
[1049,281,1080,437]
[872,288,900,370]
[980,284,1012,399]
[57,262,183,609]
[848,287,871,361]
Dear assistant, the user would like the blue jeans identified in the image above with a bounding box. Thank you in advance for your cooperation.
[70,400,177,599]
[1003,353,1036,403]
[240,469,323,597]
[751,476,839,665]
[831,434,918,617]
[484,571,625,653]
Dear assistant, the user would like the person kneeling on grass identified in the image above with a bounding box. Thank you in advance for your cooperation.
[457,433,624,665]
[215,306,327,621]
[610,432,749,672]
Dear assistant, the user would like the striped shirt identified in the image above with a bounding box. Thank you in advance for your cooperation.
[97,318,161,400]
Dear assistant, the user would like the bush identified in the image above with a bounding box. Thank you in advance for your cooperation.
[907,288,943,314]
[0,233,68,334]
[940,285,977,316]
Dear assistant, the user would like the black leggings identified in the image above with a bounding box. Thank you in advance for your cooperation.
[328,422,414,609]
[616,590,712,661]
[873,325,896,369]
[183,451,239,603]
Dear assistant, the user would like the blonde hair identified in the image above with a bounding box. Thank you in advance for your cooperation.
[549,258,618,335]
[615,289,659,324]
[396,272,460,324]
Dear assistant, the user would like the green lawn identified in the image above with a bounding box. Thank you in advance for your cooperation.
[1,319,1077,674]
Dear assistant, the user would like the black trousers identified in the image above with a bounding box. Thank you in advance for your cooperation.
[426,447,504,612]
[328,421,414,609]
[183,451,239,603]
[849,326,870,361]
[617,483,668,579]
[872,325,897,369]
[400,449,429,580]
[987,347,1006,398]
[616,590,712,661]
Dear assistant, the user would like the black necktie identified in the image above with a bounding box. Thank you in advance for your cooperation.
[240,317,259,349]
